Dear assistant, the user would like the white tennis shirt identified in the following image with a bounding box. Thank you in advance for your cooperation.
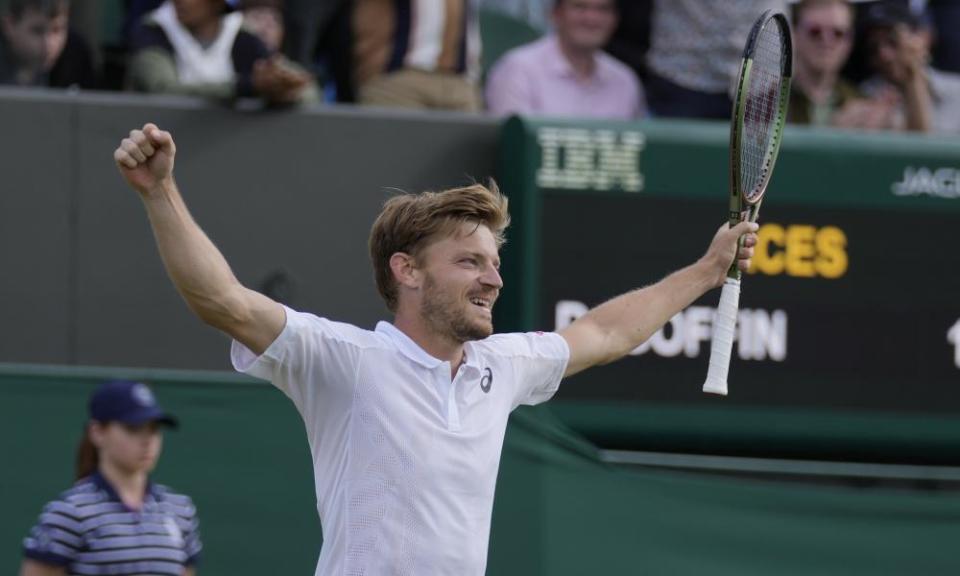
[231,307,569,576]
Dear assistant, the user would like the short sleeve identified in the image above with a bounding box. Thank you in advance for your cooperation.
[481,332,569,409]
[22,500,83,566]
[181,498,203,565]
[231,307,367,417]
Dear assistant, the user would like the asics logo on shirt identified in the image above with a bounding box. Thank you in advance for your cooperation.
[480,368,493,393]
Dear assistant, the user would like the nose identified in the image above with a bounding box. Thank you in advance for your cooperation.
[482,264,503,290]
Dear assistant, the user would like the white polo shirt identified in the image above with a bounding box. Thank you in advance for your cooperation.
[231,307,569,576]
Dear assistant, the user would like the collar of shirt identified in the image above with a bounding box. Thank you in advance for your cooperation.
[544,35,608,87]
[375,321,482,377]
[90,470,159,510]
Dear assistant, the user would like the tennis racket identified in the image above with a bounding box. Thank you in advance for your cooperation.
[703,10,792,396]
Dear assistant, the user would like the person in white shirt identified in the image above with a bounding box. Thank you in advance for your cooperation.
[113,123,757,576]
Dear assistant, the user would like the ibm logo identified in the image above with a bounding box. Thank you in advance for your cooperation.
[536,127,645,192]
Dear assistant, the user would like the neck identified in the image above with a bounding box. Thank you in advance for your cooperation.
[794,62,838,104]
[556,36,596,79]
[188,19,222,44]
[393,313,465,378]
[99,462,149,509]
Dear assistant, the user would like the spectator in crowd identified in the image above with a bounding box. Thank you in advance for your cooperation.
[644,0,788,119]
[240,0,319,102]
[127,0,312,105]
[280,0,353,101]
[352,0,481,111]
[486,0,645,119]
[0,0,96,88]
[860,1,960,133]
[19,380,202,576]
[789,0,892,129]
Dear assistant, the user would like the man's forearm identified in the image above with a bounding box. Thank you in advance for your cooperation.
[142,179,250,330]
[577,259,717,364]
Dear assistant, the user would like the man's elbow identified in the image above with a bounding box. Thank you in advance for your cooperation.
[186,287,254,333]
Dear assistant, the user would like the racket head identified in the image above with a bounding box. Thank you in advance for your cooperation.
[730,11,793,217]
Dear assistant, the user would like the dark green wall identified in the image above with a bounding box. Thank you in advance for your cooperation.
[4,365,960,575]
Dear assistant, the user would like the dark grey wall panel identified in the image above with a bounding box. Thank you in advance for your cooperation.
[0,90,73,362]
[2,92,498,369]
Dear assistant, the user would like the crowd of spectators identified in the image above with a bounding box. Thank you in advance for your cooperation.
[0,0,956,133]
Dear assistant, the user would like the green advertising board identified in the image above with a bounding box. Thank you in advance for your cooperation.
[496,117,960,422]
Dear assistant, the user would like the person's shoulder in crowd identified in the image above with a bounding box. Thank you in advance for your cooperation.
[490,35,553,74]
[129,20,172,52]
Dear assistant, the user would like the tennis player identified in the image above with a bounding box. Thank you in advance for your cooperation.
[114,123,756,575]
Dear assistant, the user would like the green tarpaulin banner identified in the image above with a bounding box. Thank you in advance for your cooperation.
[3,364,959,575]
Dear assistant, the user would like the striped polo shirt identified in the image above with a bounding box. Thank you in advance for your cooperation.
[353,0,482,86]
[22,472,201,575]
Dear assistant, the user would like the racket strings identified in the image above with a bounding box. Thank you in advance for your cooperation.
[741,22,785,203]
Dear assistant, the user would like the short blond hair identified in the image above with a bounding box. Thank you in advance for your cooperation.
[368,182,510,312]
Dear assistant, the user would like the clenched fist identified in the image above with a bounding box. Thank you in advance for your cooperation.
[114,123,176,196]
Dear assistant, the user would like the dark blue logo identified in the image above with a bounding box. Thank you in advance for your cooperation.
[480,367,493,393]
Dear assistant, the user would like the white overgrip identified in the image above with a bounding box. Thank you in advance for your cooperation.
[702,278,742,396]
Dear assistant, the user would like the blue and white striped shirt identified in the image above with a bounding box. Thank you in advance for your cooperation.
[23,472,202,575]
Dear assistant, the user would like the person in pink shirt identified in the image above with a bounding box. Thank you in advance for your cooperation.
[485,0,646,119]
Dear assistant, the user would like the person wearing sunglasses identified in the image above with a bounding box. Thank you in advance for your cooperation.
[788,0,891,129]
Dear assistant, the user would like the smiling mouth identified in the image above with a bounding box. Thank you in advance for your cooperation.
[470,297,493,310]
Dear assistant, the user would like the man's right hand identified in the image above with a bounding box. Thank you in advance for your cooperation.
[252,57,311,104]
[114,123,176,196]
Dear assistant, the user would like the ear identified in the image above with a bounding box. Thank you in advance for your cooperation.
[389,252,422,290]
[88,421,106,448]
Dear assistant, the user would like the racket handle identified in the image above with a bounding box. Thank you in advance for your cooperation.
[703,278,741,396]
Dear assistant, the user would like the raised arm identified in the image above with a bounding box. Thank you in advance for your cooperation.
[559,221,758,377]
[113,123,285,354]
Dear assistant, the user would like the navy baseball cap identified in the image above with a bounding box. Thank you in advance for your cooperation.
[89,381,178,428]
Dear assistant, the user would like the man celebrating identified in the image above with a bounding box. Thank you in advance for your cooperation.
[485,0,645,119]
[114,123,756,575]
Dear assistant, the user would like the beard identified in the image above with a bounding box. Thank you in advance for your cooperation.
[421,274,493,343]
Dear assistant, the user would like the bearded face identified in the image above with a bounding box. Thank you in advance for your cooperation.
[412,223,502,344]
[420,270,496,343]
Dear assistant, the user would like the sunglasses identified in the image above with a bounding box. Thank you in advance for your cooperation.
[801,24,851,41]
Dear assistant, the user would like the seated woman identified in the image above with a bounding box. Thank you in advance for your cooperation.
[127,0,313,105]
[19,380,202,576]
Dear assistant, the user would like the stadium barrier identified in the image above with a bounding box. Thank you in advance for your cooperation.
[2,364,959,575]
